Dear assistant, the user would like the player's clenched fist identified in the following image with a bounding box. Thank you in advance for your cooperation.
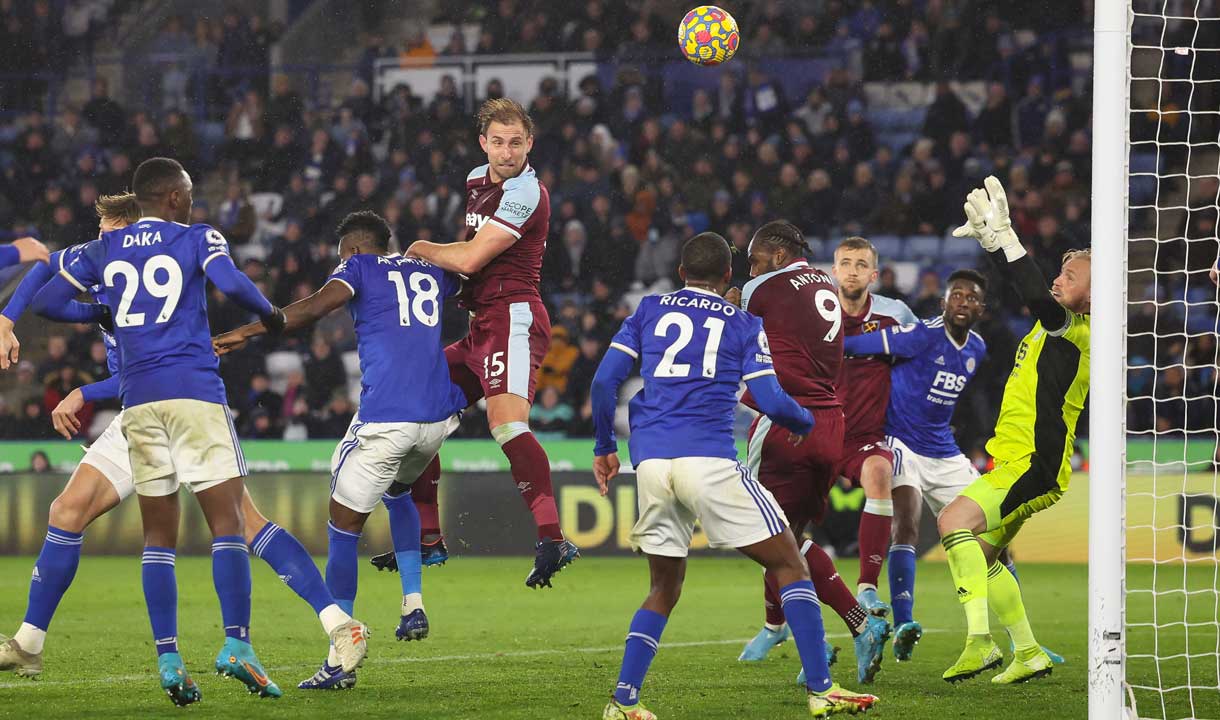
[724,286,742,307]
[594,453,620,496]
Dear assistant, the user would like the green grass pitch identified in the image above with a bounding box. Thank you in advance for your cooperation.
[0,556,1215,719]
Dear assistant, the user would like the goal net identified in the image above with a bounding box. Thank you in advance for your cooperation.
[1107,1,1220,718]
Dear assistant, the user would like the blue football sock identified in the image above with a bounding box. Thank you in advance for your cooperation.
[211,536,251,642]
[1004,559,1020,584]
[251,522,335,615]
[23,526,83,631]
[888,544,917,625]
[326,522,361,617]
[780,580,832,693]
[383,492,422,602]
[613,608,667,706]
[141,547,178,656]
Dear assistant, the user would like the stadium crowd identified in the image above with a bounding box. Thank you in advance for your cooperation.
[0,1,1117,460]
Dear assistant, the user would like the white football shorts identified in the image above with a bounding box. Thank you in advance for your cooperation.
[330,413,461,514]
[121,399,246,497]
[79,410,136,502]
[888,435,980,516]
[631,456,789,558]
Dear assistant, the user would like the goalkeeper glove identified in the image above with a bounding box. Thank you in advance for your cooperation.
[952,175,1026,262]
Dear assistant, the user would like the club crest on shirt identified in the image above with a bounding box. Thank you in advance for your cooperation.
[966,357,976,372]
[862,320,880,333]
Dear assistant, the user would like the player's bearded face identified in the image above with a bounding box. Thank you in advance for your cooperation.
[833,250,876,301]
[480,121,533,181]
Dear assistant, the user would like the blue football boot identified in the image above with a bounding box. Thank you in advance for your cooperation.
[215,637,282,698]
[298,661,357,690]
[525,538,580,588]
[158,652,201,707]
[738,624,791,661]
[397,608,429,641]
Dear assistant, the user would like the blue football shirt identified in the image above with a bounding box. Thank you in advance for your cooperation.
[877,317,987,458]
[609,287,775,464]
[62,220,236,407]
[55,244,119,377]
[328,253,468,423]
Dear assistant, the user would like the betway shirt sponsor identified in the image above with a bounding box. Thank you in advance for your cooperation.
[462,163,550,310]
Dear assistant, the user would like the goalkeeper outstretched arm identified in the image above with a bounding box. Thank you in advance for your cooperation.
[953,176,1069,331]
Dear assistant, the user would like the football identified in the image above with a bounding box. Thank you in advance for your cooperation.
[677,5,740,66]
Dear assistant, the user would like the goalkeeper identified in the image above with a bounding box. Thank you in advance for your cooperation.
[937,177,1090,685]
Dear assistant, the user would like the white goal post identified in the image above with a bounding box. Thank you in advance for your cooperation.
[1096,2,1220,719]
[1088,1,1128,718]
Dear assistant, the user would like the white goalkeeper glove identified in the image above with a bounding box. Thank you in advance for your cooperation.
[952,175,1026,262]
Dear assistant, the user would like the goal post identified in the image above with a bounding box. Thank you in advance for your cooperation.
[1088,1,1129,719]
[1106,2,1220,719]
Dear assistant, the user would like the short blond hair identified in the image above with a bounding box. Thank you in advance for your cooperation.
[95,192,141,226]
[836,236,880,266]
[1062,248,1091,265]
[477,98,534,137]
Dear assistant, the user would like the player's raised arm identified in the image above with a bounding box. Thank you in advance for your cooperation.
[213,279,351,355]
[0,236,50,268]
[953,176,1069,331]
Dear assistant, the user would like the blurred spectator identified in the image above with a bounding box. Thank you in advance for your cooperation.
[30,450,51,473]
[217,182,256,245]
[304,337,346,410]
[911,270,944,318]
[975,82,1014,148]
[921,81,969,147]
[265,74,305,130]
[82,78,126,147]
[877,267,907,305]
[530,386,574,439]
[36,336,70,385]
[307,390,355,438]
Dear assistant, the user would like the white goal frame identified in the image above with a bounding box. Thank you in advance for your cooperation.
[1089,1,1130,719]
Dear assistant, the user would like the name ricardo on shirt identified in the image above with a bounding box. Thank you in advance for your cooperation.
[788,270,833,289]
[659,293,737,316]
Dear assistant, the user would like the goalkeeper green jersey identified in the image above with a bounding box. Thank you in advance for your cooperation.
[985,310,1090,487]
